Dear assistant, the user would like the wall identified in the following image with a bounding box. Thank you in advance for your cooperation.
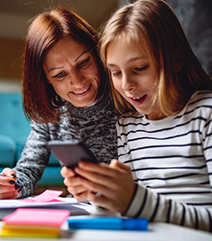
[0,0,118,92]
[167,0,212,77]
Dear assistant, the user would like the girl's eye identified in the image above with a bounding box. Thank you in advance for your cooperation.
[54,72,67,79]
[112,71,121,77]
[135,65,148,71]
[78,57,90,69]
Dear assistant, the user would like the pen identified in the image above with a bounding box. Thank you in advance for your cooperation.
[68,217,148,231]
[0,174,24,192]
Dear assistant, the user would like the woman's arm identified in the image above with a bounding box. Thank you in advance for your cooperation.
[14,121,52,198]
[0,168,20,199]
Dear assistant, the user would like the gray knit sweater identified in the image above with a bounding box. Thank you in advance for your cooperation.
[14,93,118,198]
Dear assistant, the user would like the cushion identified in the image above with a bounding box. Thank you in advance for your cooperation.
[0,134,16,166]
[37,167,64,185]
[49,153,60,165]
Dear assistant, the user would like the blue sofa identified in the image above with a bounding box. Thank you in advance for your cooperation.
[0,92,63,186]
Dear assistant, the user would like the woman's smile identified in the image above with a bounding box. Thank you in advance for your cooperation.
[70,83,92,95]
[43,36,100,107]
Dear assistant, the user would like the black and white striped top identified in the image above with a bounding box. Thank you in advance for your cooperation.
[117,90,212,232]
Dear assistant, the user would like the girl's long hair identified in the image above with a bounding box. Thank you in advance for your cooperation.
[100,0,212,116]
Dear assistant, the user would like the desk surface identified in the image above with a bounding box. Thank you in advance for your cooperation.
[1,202,212,241]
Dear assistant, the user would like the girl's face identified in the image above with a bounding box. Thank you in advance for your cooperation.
[43,36,100,107]
[106,39,164,120]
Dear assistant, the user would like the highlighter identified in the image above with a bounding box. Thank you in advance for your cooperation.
[68,217,148,231]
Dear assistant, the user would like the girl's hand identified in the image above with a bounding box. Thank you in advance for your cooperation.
[74,159,135,214]
[0,168,19,199]
[60,166,88,201]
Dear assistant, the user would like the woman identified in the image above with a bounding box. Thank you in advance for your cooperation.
[0,8,117,199]
[62,0,212,232]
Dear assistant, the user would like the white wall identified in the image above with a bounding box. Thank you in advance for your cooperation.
[0,79,22,92]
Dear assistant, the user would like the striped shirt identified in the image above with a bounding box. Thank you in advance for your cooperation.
[117,90,212,232]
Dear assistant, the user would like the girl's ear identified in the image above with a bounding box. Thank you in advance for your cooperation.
[174,46,184,71]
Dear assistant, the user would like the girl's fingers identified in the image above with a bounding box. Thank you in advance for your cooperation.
[67,183,88,195]
[72,191,88,202]
[76,175,116,198]
[75,162,132,190]
[74,160,136,213]
[77,161,117,177]
[61,166,75,178]
[110,159,132,172]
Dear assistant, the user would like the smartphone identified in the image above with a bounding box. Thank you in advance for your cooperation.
[48,140,98,169]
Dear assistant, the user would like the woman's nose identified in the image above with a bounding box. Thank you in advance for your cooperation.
[68,70,83,86]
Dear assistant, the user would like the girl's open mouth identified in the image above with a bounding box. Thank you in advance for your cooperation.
[130,94,147,105]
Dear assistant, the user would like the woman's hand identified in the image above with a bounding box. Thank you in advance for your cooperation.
[0,168,20,199]
[60,166,89,201]
[74,159,135,214]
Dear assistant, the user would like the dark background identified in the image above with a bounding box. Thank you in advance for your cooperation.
[166,0,212,77]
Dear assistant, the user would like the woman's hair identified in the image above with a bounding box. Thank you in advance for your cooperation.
[100,0,212,116]
[23,7,108,123]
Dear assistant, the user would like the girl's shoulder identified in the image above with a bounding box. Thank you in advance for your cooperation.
[179,90,212,120]
[117,112,145,126]
[187,90,212,108]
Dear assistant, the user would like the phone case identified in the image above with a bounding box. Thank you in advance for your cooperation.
[48,140,98,169]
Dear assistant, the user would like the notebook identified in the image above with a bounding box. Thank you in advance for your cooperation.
[0,208,70,238]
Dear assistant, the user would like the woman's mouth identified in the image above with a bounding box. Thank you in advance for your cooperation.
[71,84,91,95]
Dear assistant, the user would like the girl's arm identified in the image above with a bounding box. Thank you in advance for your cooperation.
[74,160,212,232]
[124,182,212,232]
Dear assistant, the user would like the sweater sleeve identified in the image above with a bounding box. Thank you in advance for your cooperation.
[14,121,51,198]
[124,183,212,232]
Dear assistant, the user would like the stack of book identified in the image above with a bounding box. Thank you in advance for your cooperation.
[0,208,70,238]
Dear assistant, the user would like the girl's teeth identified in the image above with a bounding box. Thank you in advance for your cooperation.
[133,97,141,100]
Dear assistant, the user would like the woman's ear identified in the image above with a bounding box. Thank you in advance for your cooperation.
[174,46,184,71]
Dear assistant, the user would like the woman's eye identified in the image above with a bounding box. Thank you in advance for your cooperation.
[78,57,90,68]
[54,72,67,79]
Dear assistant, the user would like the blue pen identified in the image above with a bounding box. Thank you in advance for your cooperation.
[68,217,148,231]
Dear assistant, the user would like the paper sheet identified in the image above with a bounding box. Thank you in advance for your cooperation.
[0,190,81,208]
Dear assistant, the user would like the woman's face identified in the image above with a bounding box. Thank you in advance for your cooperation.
[43,36,100,107]
[106,39,164,120]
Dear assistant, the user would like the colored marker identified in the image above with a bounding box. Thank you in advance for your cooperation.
[68,217,148,231]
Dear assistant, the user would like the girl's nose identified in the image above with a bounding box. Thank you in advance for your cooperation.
[122,74,136,91]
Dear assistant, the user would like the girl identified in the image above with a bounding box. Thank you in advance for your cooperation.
[63,0,212,232]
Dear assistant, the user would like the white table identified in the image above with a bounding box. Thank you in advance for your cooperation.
[1,202,212,241]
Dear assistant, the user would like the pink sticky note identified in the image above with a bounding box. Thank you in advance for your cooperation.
[20,190,63,203]
[3,208,70,226]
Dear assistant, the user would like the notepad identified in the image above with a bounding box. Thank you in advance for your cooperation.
[0,208,70,238]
